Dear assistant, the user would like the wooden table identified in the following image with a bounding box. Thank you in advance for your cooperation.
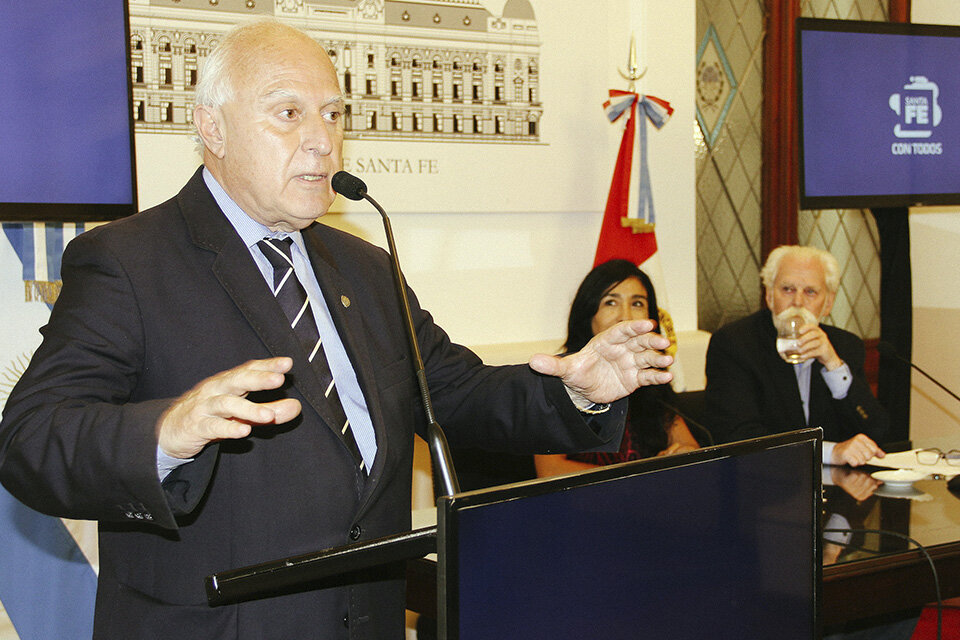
[821,472,960,625]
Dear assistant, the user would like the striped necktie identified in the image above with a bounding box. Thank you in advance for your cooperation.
[257,237,366,474]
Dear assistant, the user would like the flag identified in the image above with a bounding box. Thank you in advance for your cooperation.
[595,90,676,357]
[2,222,86,307]
[594,90,673,267]
[0,489,97,639]
[0,223,97,639]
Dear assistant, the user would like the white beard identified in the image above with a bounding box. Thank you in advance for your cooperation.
[773,306,819,334]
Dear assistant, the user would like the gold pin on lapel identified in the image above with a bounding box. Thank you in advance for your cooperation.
[341,295,351,308]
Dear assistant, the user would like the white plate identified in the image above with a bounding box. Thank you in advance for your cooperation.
[871,469,928,486]
[875,484,933,501]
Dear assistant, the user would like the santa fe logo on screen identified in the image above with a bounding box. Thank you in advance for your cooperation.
[889,76,943,156]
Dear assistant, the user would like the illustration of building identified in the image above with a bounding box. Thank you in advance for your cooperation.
[128,0,542,142]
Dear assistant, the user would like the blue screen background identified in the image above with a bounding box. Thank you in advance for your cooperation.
[801,29,960,199]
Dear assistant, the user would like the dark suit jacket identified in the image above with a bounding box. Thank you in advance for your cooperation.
[0,168,623,639]
[704,309,889,446]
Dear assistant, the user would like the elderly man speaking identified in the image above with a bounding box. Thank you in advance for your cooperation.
[705,245,890,467]
[0,20,674,640]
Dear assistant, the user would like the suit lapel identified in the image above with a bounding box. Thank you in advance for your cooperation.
[301,227,391,486]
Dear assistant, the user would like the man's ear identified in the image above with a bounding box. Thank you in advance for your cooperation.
[194,105,226,158]
[764,286,775,312]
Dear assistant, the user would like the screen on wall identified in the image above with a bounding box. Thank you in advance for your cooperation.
[798,18,960,209]
[0,0,137,221]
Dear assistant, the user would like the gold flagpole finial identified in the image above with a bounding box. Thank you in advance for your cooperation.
[618,34,646,92]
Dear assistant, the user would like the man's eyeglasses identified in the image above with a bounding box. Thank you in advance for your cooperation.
[915,448,960,466]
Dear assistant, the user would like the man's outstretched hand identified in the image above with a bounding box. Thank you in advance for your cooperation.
[529,319,673,405]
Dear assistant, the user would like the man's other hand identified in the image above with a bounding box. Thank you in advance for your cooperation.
[798,323,844,370]
[157,357,302,459]
[831,433,885,467]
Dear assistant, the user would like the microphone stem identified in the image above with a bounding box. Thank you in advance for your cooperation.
[364,193,460,497]
[881,342,960,405]
[909,362,960,405]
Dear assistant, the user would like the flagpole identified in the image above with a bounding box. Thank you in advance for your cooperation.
[618,34,646,93]
[617,35,655,235]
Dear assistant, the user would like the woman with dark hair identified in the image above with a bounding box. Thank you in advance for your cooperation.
[535,259,699,477]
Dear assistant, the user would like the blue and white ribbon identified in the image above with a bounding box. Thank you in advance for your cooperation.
[602,90,673,226]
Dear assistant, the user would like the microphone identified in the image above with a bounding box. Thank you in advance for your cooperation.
[332,171,460,497]
[331,171,367,201]
[877,341,960,405]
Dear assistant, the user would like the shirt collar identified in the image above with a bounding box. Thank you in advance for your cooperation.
[202,167,306,253]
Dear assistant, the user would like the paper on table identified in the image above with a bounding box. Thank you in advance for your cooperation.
[867,448,960,475]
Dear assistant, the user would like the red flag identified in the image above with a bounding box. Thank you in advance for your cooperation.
[593,100,657,267]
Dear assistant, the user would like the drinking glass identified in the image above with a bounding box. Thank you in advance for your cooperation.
[776,314,805,364]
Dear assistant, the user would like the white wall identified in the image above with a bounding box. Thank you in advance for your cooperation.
[330,0,699,355]
[908,0,960,439]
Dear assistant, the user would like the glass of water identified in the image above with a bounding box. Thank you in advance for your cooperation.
[776,314,805,364]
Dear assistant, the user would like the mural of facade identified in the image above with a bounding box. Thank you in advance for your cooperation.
[128,0,543,142]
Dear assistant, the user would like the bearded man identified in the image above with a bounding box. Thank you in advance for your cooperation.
[704,245,890,466]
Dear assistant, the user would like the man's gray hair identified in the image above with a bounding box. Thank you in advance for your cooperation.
[193,20,316,141]
[760,245,840,293]
[192,32,235,112]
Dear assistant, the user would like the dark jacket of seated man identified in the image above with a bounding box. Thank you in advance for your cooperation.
[705,308,890,449]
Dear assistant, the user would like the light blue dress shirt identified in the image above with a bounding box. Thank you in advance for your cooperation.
[793,358,852,464]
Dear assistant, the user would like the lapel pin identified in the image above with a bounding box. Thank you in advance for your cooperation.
[341,295,350,308]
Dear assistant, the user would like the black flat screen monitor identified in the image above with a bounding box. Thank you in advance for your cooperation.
[0,0,137,221]
[438,429,822,640]
[797,18,960,209]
